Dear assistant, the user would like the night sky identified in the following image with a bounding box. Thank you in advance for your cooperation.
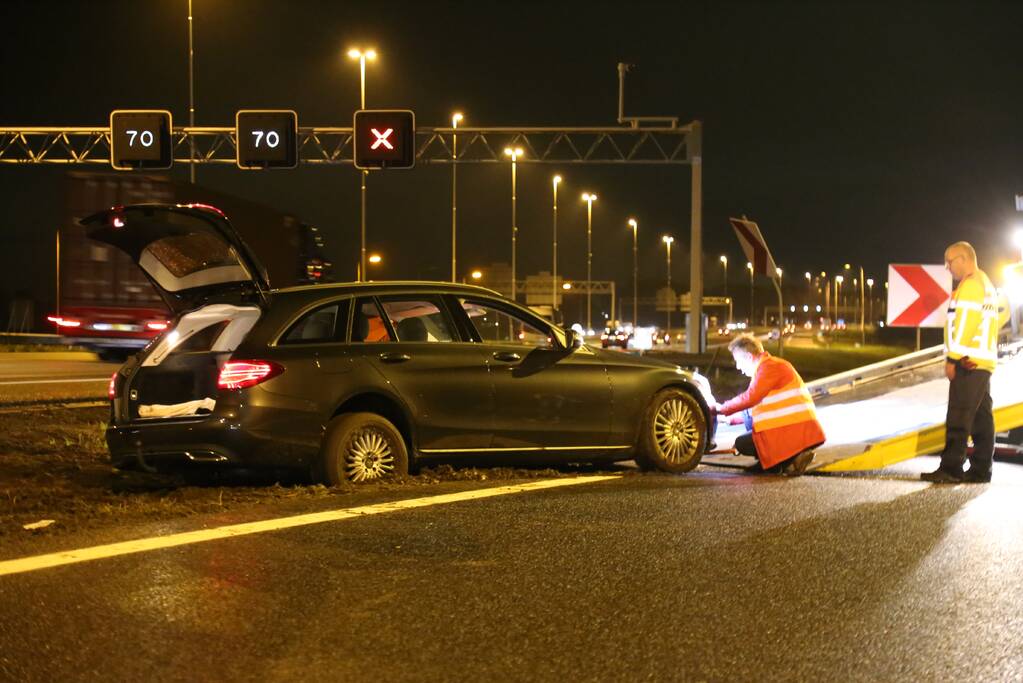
[2,0,1021,321]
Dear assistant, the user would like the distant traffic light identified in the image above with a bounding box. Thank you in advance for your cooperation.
[236,110,298,169]
[353,109,415,170]
[109,110,172,170]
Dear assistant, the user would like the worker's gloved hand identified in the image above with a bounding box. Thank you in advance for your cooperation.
[960,356,978,371]
[945,362,956,381]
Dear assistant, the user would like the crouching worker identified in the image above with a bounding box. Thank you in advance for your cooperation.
[713,334,825,475]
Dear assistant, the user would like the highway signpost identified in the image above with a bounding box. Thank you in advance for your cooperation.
[235,110,298,169]
[885,263,953,350]
[109,110,172,170]
[729,216,784,355]
[353,110,416,170]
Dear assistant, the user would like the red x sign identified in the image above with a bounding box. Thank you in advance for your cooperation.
[370,128,394,150]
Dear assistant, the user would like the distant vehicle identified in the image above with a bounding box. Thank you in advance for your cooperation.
[600,327,631,349]
[98,205,717,483]
[49,172,331,358]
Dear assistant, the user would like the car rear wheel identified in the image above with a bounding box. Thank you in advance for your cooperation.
[318,412,409,485]
[634,388,707,473]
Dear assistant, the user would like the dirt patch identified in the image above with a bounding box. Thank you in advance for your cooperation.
[0,407,622,538]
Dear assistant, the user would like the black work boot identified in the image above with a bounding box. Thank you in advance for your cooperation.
[782,449,815,477]
[921,466,964,484]
[963,467,992,483]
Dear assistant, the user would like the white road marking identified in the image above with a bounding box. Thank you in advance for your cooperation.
[0,475,621,577]
[0,377,108,386]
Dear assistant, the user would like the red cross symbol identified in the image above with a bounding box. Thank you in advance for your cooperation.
[370,128,394,150]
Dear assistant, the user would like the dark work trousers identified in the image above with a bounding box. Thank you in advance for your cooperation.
[734,410,757,457]
[940,366,995,474]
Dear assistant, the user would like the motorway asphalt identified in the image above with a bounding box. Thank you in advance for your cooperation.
[2,457,1022,681]
[0,357,117,403]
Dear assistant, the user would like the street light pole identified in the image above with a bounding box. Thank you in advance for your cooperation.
[867,278,874,327]
[347,47,377,282]
[187,0,196,185]
[859,265,866,344]
[504,147,523,300]
[629,219,638,328]
[451,112,462,282]
[720,255,728,323]
[663,235,674,333]
[582,192,597,332]
[747,261,754,326]
[552,175,562,320]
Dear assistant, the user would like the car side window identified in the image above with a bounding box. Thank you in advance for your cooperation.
[379,299,454,343]
[460,299,552,346]
[280,300,350,345]
[351,298,394,343]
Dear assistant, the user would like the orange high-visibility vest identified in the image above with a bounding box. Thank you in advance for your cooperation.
[720,354,826,468]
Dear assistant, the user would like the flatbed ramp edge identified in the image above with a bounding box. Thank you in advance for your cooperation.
[705,345,1023,473]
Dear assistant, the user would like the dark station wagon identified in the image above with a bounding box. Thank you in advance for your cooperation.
[90,204,717,483]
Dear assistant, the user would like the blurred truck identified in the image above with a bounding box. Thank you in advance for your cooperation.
[49,171,331,358]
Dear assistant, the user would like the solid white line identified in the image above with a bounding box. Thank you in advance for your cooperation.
[0,377,108,386]
[0,475,621,577]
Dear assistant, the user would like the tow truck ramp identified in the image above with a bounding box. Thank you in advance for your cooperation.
[706,344,1023,473]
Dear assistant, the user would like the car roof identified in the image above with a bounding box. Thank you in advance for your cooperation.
[271,280,504,301]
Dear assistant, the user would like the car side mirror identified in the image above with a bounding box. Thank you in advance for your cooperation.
[565,329,583,349]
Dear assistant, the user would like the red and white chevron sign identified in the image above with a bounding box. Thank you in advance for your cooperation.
[728,217,778,278]
[886,264,952,328]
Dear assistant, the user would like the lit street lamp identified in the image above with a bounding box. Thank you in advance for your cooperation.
[470,269,483,281]
[720,255,729,323]
[450,112,463,282]
[630,219,639,328]
[776,267,783,325]
[747,261,754,326]
[663,235,674,332]
[553,175,562,319]
[835,274,844,321]
[582,192,597,332]
[805,271,812,308]
[504,147,524,300]
[867,277,875,325]
[347,47,377,282]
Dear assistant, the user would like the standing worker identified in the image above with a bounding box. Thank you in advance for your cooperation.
[922,241,1008,483]
[714,334,825,475]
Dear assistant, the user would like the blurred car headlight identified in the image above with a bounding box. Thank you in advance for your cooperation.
[688,369,716,406]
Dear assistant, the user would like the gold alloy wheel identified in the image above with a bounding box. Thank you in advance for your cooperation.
[653,397,700,464]
[344,427,396,482]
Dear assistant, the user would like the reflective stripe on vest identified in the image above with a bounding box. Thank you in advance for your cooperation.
[751,379,818,433]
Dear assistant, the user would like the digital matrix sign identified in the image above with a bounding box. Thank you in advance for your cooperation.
[109,110,173,170]
[353,109,415,170]
[236,110,298,169]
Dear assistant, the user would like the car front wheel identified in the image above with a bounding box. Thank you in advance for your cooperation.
[634,388,707,473]
[318,412,409,485]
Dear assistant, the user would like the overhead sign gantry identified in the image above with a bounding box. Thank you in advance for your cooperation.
[0,112,705,351]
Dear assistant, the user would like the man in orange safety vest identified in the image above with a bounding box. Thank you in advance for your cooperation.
[714,334,825,475]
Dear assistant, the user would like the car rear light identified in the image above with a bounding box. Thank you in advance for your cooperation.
[217,360,284,390]
[108,372,117,400]
[146,321,169,331]
[47,316,82,328]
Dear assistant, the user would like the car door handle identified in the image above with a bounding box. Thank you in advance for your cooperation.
[379,352,412,363]
[492,351,521,363]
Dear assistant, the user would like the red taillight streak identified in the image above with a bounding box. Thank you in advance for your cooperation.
[47,316,81,328]
[146,321,169,331]
[217,361,283,390]
[108,372,117,400]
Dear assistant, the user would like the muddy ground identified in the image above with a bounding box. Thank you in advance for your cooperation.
[0,406,608,539]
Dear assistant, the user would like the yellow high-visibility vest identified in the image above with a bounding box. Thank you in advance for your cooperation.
[945,270,1002,372]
